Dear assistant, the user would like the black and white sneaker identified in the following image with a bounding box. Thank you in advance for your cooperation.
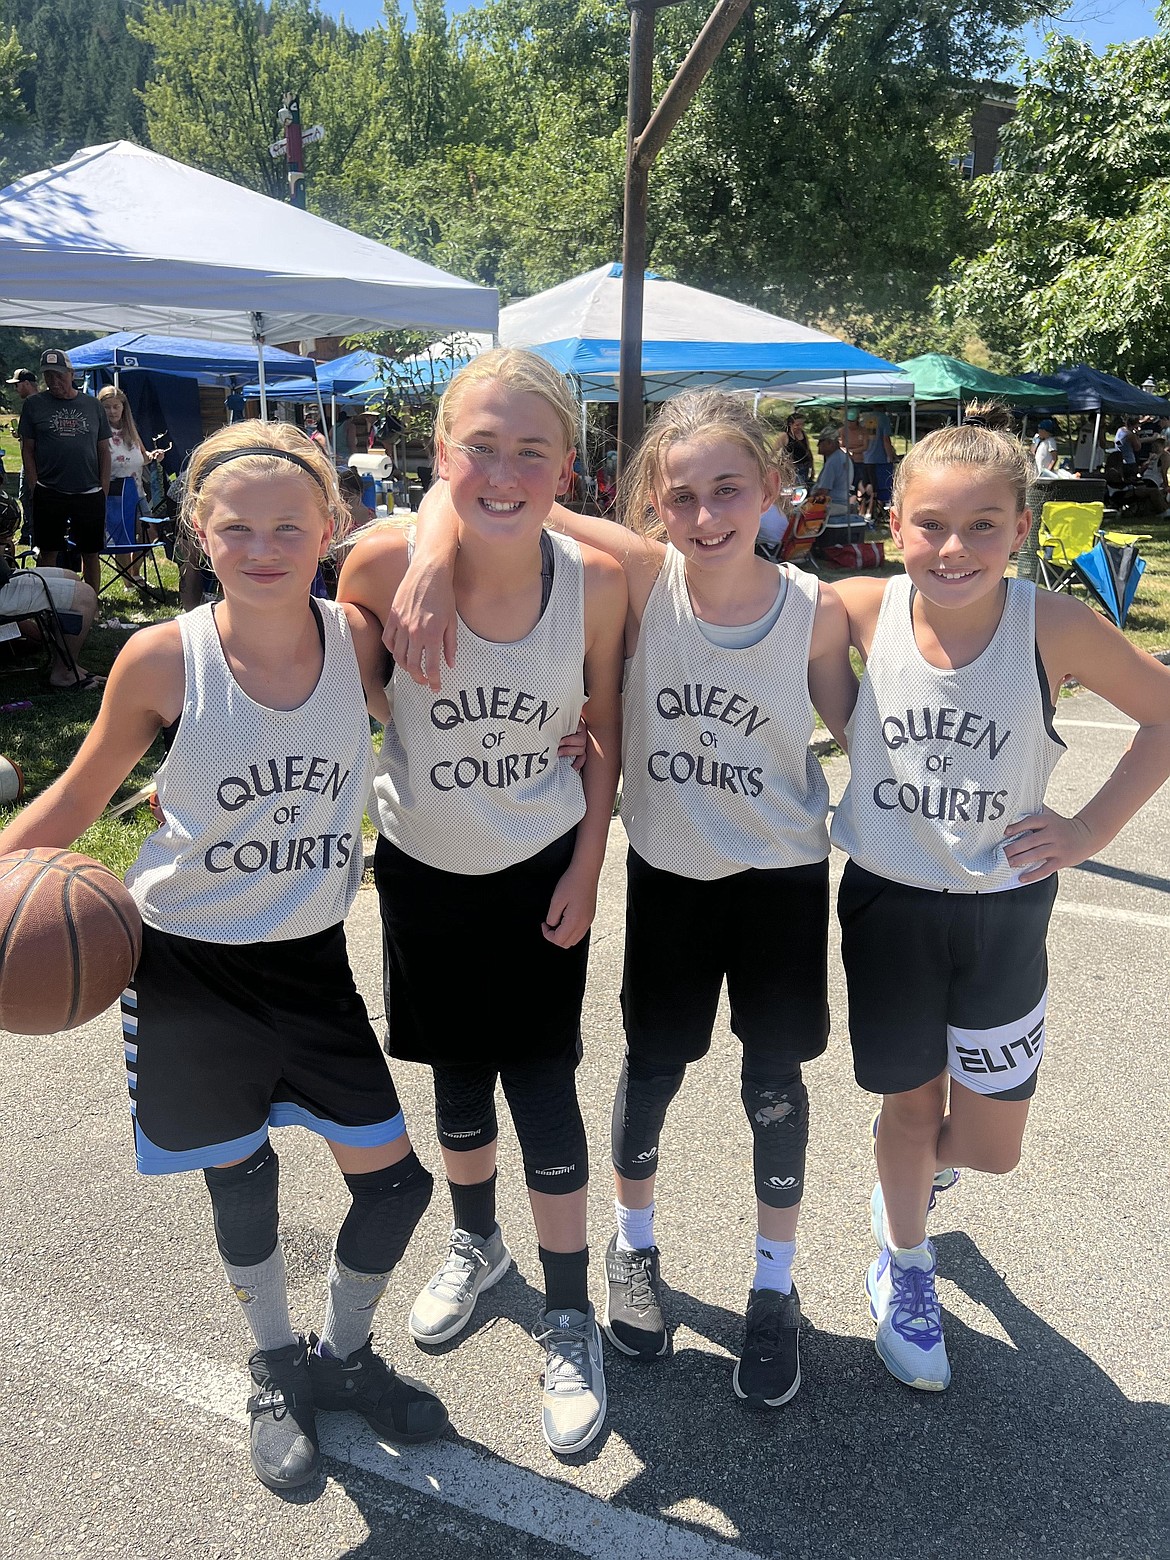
[308,1333,449,1444]
[246,1336,320,1491]
[602,1234,668,1360]
[732,1286,802,1408]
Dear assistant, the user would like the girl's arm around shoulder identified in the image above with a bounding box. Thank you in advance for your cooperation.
[1005,589,1170,881]
[829,575,887,660]
[542,545,626,950]
[547,500,662,631]
[807,582,858,748]
[336,523,410,639]
[0,622,183,856]
[383,485,460,689]
[339,600,391,725]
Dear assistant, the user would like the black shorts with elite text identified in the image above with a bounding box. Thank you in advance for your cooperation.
[124,922,406,1175]
[838,860,1059,1098]
[621,847,830,1067]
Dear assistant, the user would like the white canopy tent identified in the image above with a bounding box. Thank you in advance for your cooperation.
[0,140,498,416]
[375,266,900,404]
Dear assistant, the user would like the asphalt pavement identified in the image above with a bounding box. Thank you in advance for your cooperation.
[0,687,1166,1560]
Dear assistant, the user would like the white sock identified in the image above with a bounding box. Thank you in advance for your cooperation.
[753,1235,795,1294]
[614,1198,655,1252]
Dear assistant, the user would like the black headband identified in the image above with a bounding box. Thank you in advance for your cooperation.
[196,445,328,494]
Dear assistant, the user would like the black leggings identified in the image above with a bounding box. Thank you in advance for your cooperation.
[612,1051,810,1209]
[432,1048,588,1195]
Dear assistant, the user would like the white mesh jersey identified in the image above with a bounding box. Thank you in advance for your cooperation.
[621,545,830,881]
[126,601,374,941]
[831,575,1066,892]
[371,529,587,874]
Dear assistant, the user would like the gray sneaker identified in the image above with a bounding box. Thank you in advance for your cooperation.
[533,1303,607,1455]
[408,1226,512,1345]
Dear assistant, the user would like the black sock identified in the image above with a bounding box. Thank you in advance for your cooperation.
[449,1173,497,1241]
[539,1245,589,1314]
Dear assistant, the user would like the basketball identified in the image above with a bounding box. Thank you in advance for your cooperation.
[0,848,143,1034]
[0,756,23,805]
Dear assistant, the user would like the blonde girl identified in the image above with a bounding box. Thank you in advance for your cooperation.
[337,349,626,1456]
[0,421,448,1492]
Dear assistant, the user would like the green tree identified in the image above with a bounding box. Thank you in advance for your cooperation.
[0,0,158,178]
[130,0,402,217]
[940,15,1170,379]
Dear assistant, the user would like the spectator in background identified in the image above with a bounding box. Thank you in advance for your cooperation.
[1140,438,1168,504]
[303,410,330,457]
[1114,419,1139,472]
[6,368,39,539]
[859,411,896,520]
[779,412,814,487]
[0,559,104,693]
[18,350,111,596]
[332,410,359,466]
[224,380,247,424]
[1033,418,1061,478]
[812,426,855,543]
[98,385,163,583]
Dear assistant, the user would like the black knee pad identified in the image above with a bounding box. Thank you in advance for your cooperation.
[741,1068,809,1209]
[433,1065,499,1155]
[501,1057,589,1195]
[203,1140,279,1268]
[336,1151,434,1276]
[611,1052,686,1181]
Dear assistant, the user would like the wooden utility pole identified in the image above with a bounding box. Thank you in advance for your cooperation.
[617,0,753,474]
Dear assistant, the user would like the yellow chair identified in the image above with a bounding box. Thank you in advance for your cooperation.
[1037,501,1150,594]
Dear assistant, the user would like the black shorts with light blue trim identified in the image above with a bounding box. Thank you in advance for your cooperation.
[124,922,406,1175]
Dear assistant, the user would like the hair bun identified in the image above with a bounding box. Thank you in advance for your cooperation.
[961,401,1015,433]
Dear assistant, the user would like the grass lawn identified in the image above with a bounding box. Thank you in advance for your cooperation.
[2,513,1168,873]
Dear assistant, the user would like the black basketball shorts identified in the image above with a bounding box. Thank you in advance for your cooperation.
[837,860,1059,1099]
[620,847,831,1068]
[124,923,407,1175]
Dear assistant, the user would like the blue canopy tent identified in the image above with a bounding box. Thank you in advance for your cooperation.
[68,331,321,480]
[242,348,381,403]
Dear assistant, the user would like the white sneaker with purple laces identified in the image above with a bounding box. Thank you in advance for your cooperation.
[865,1240,951,1391]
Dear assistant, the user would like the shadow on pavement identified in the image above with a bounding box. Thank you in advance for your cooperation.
[331,1231,1164,1559]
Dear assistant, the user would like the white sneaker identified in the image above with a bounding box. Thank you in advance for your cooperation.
[408,1226,511,1345]
[533,1304,607,1455]
[866,1241,951,1391]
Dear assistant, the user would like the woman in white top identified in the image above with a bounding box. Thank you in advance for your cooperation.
[97,385,163,579]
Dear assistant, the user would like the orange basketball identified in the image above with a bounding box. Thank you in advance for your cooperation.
[0,848,143,1035]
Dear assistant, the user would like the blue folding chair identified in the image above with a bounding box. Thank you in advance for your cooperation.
[102,478,168,603]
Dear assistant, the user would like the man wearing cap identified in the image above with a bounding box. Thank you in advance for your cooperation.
[5,370,39,538]
[17,350,111,594]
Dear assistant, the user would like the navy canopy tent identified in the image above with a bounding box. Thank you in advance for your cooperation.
[1018,366,1170,416]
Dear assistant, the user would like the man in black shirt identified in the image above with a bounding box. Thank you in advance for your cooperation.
[18,349,111,594]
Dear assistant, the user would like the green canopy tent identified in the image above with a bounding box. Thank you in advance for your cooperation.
[799,352,1064,440]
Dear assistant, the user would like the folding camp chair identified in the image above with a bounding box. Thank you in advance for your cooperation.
[0,567,82,684]
[1037,500,1149,628]
[101,480,168,604]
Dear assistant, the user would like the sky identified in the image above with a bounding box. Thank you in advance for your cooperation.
[320,0,1163,59]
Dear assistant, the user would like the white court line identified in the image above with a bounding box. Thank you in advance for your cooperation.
[0,1296,762,1560]
[1054,719,1138,731]
[1053,900,1170,930]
